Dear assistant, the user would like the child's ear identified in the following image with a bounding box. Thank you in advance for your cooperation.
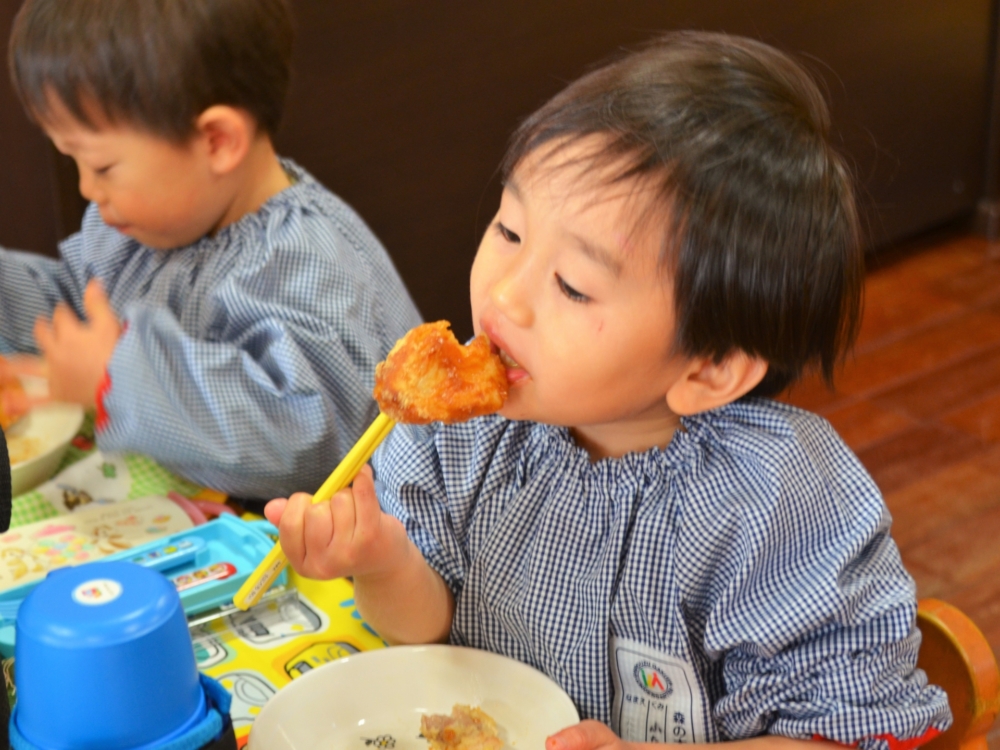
[665,351,768,416]
[194,105,254,176]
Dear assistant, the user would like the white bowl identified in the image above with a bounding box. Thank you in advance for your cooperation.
[7,376,85,496]
[248,644,580,750]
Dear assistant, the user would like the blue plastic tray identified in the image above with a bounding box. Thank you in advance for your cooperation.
[0,513,285,657]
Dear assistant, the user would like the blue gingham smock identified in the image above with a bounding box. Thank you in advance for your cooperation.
[372,398,951,748]
[0,159,421,498]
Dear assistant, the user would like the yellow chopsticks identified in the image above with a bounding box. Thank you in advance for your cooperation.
[233,412,397,610]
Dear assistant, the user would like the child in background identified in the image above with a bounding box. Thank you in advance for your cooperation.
[0,0,421,499]
[265,32,951,749]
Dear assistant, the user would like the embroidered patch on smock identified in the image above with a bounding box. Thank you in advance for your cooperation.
[610,636,709,743]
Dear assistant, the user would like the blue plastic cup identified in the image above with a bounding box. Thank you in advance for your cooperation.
[12,560,206,749]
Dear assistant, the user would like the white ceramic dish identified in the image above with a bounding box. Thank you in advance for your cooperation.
[7,376,85,496]
[248,644,580,750]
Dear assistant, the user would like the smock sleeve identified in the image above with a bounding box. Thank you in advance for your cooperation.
[96,200,421,499]
[677,402,952,750]
[0,237,86,353]
[372,417,517,596]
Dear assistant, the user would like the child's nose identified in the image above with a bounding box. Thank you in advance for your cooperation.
[77,169,103,205]
[490,268,534,327]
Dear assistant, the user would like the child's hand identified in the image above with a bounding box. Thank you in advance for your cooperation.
[547,722,630,750]
[0,355,49,422]
[263,465,411,581]
[33,279,121,409]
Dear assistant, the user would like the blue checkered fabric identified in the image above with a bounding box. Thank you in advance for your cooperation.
[0,159,421,498]
[372,398,952,747]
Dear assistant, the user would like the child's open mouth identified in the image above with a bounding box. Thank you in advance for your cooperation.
[491,342,529,385]
[497,348,520,369]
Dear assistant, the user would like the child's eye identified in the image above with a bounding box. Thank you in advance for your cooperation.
[556,274,589,303]
[496,222,521,244]
[94,165,113,175]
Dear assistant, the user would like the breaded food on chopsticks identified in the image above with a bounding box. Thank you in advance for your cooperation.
[235,320,507,611]
[374,321,507,424]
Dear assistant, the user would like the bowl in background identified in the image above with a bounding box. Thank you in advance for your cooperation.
[7,375,84,496]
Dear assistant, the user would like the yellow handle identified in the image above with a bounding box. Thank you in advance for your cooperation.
[233,412,397,610]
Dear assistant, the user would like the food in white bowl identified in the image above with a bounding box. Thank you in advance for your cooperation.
[5,376,85,496]
[8,434,42,465]
[422,704,502,750]
[247,644,579,750]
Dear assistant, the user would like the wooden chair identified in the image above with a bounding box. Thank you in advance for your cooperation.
[917,599,1000,750]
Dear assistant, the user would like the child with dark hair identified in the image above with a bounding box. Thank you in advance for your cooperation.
[0,0,421,499]
[265,32,951,749]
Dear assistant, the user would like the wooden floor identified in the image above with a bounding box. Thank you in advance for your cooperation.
[780,230,1000,745]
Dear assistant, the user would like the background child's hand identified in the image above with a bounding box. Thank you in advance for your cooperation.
[33,279,121,408]
[263,465,411,581]
[0,354,49,423]
[547,722,631,750]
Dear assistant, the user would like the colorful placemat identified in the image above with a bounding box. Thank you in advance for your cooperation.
[11,412,209,527]
[0,496,193,592]
[194,573,386,747]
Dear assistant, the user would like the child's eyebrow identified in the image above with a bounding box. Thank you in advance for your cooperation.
[571,233,623,278]
[505,175,622,276]
[503,179,523,201]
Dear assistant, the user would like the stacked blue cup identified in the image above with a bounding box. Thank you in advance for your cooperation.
[11,560,229,749]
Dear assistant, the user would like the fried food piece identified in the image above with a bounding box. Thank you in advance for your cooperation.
[421,704,503,750]
[374,321,507,424]
[0,372,28,430]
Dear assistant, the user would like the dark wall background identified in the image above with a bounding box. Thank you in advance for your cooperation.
[1,1,996,341]
[0,0,61,253]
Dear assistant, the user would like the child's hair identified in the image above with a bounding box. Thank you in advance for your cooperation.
[502,31,862,397]
[8,0,294,141]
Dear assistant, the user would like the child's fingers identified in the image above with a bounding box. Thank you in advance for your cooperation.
[302,496,337,558]
[351,465,381,543]
[83,278,107,309]
[263,498,288,527]
[275,492,313,568]
[0,356,50,415]
[0,388,32,420]
[546,721,618,750]
[327,485,358,552]
[50,301,79,333]
[33,316,54,354]
[83,278,117,327]
[34,304,79,353]
[0,354,48,380]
